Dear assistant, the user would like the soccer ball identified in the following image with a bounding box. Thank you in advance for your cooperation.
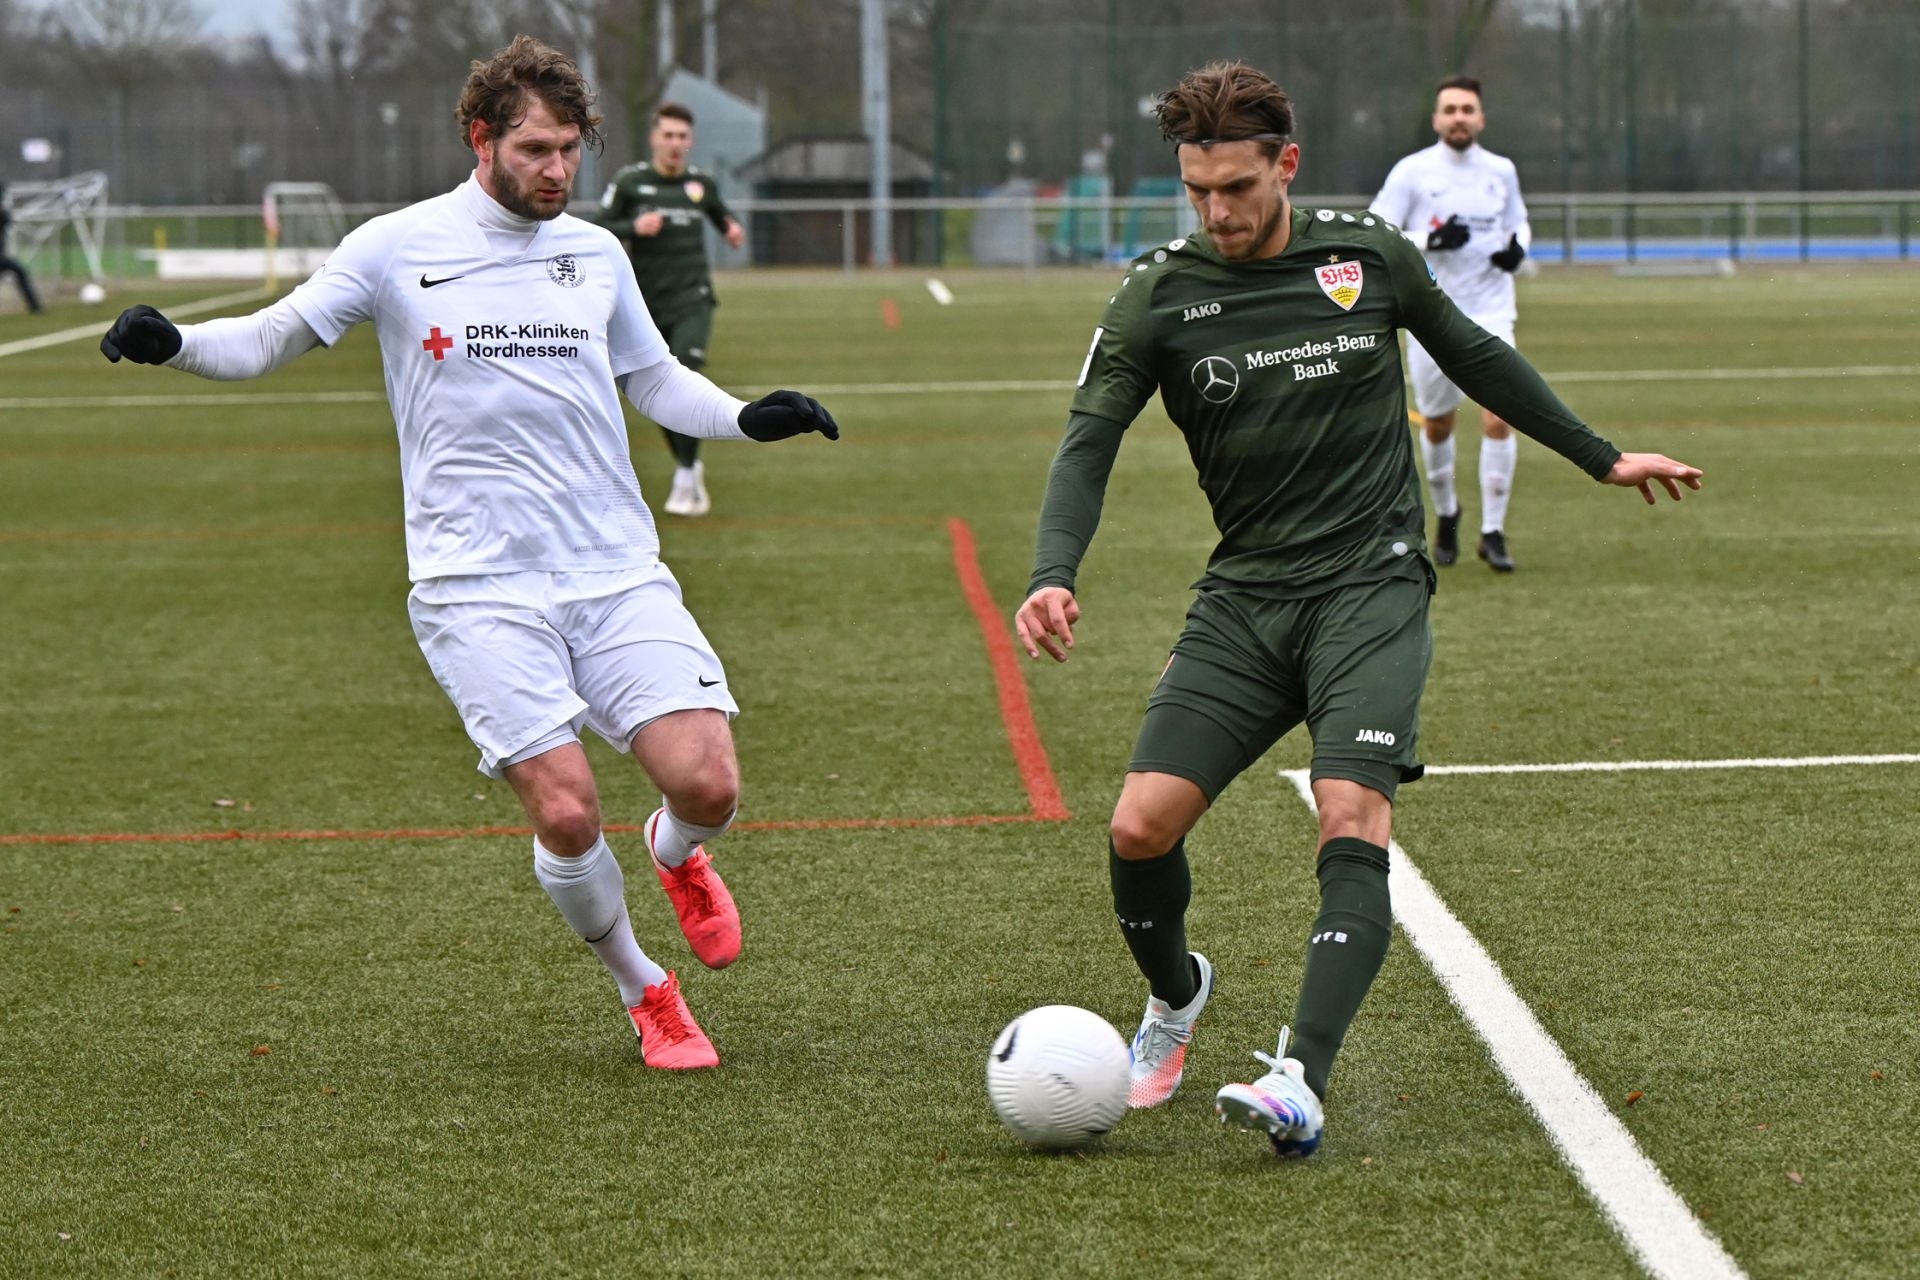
[985,1005,1130,1150]
[78,282,107,305]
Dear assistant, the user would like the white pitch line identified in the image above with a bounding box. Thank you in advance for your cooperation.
[1282,769,1744,1280]
[6,359,1920,410]
[0,287,269,360]
[0,381,1074,414]
[0,390,385,410]
[1424,753,1920,776]
[1550,363,1920,384]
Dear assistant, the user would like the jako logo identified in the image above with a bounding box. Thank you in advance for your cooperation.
[1355,729,1397,745]
[1182,302,1223,322]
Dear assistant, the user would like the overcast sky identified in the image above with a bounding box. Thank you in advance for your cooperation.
[198,0,290,45]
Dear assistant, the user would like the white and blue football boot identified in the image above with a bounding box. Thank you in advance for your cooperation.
[1213,1027,1325,1158]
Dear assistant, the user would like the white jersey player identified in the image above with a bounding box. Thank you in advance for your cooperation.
[1371,75,1533,572]
[97,37,841,1070]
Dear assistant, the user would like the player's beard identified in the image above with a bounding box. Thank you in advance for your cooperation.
[498,170,573,222]
[1211,200,1287,261]
[1444,126,1475,151]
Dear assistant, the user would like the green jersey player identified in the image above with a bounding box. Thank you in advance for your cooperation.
[1014,60,1702,1158]
[599,102,746,516]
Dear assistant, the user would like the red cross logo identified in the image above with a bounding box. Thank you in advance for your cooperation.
[421,327,454,361]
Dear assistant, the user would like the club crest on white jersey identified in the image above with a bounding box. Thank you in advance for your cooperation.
[1316,259,1364,311]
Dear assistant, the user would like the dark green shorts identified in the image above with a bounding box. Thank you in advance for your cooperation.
[1128,574,1433,803]
[659,307,716,370]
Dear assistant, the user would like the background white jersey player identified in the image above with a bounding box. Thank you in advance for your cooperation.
[97,36,840,1071]
[1371,74,1533,572]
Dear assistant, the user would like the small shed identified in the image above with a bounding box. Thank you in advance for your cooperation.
[733,136,938,266]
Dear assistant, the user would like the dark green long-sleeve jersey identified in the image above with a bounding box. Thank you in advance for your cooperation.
[1029,206,1620,599]
[596,162,735,326]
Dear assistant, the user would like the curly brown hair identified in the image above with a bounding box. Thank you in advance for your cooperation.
[454,35,604,154]
[1154,61,1295,158]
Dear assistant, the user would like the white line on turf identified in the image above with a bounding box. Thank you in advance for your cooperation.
[1424,752,1920,776]
[6,360,1920,407]
[0,379,1075,411]
[0,287,269,360]
[0,391,385,410]
[1280,769,1745,1280]
[1550,363,1920,384]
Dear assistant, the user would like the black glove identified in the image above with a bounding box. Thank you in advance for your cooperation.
[738,389,840,442]
[1489,233,1527,272]
[1425,214,1471,252]
[101,304,183,365]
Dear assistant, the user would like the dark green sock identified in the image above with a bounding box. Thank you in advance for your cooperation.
[661,426,701,468]
[1289,836,1392,1100]
[1109,838,1198,1007]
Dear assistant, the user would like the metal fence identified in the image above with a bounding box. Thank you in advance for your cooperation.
[2,4,1917,212]
[13,191,1920,289]
[936,6,1920,199]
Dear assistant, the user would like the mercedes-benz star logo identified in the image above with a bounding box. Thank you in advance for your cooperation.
[1191,355,1240,404]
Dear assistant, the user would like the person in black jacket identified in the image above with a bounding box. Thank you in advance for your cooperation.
[0,181,46,314]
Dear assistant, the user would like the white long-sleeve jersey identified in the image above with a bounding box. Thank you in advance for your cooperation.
[166,176,747,581]
[1370,141,1531,327]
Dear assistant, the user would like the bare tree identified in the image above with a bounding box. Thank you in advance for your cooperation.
[41,0,207,197]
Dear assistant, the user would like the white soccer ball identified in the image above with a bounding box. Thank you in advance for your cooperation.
[985,1004,1130,1150]
[78,282,107,305]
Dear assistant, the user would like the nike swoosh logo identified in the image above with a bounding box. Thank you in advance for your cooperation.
[419,273,465,288]
[697,676,722,687]
[994,1026,1018,1063]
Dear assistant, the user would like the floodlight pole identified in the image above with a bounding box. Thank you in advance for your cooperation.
[862,0,893,266]
[658,0,675,77]
[703,0,718,79]
[576,9,600,197]
[1797,0,1811,262]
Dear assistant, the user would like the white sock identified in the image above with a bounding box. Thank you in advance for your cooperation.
[1420,435,1459,518]
[648,802,734,869]
[1480,435,1518,533]
[533,836,667,1005]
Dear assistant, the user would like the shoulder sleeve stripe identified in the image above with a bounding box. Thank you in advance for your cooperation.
[1076,327,1104,388]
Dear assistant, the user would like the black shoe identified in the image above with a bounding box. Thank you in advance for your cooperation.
[1477,530,1515,573]
[1434,509,1461,566]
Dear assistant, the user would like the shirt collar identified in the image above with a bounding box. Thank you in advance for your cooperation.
[460,173,541,233]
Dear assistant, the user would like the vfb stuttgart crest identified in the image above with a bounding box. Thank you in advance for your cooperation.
[684,180,705,204]
[547,254,584,287]
[1316,259,1363,311]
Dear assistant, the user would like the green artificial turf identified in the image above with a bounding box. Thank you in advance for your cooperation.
[2,264,1915,1277]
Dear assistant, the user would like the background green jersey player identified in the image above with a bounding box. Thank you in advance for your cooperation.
[600,102,746,516]
[1013,60,1703,1158]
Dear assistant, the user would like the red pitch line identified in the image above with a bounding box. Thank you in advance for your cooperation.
[946,516,1070,821]
[3,519,1068,848]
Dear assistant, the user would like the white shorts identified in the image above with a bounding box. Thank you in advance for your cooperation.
[1406,317,1517,419]
[407,564,738,778]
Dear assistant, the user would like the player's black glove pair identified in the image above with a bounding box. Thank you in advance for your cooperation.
[100,304,182,365]
[100,309,844,444]
[1489,234,1527,272]
[1427,216,1527,272]
[738,389,840,442]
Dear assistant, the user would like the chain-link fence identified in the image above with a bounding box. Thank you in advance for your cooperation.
[934,6,1919,199]
[1,3,1915,213]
